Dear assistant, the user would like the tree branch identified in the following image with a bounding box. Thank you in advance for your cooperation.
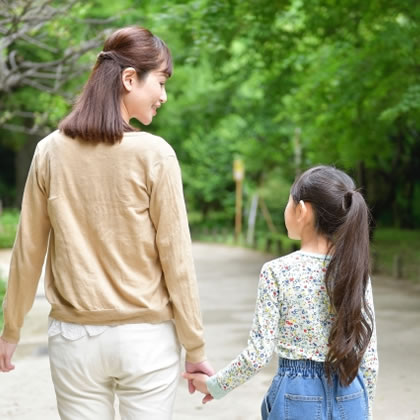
[20,33,59,53]
[0,0,111,94]
[0,0,117,137]
[2,122,49,136]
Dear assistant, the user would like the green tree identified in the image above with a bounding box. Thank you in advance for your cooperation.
[0,0,121,204]
[1,0,419,229]
[165,0,420,228]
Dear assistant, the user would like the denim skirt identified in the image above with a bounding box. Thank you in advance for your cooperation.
[261,359,369,420]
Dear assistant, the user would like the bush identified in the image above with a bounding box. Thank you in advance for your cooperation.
[0,209,19,249]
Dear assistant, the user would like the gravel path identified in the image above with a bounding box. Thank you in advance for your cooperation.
[0,244,419,419]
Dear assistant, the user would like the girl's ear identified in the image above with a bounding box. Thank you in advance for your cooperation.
[297,200,307,222]
[121,67,137,92]
[298,200,316,227]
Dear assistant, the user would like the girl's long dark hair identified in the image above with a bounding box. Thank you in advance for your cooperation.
[290,165,373,386]
[59,26,172,144]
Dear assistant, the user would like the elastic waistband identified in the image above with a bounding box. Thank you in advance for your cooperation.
[278,358,326,376]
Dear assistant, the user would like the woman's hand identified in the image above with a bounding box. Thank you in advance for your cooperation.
[185,360,214,394]
[0,337,17,372]
[182,372,213,404]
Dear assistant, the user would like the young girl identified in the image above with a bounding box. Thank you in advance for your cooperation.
[184,165,378,419]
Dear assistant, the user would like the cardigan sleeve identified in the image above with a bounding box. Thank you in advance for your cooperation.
[149,155,206,363]
[2,144,51,343]
[207,263,280,398]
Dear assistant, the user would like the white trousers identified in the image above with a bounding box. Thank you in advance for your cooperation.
[48,321,181,420]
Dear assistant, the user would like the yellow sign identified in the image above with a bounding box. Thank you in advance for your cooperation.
[233,159,245,181]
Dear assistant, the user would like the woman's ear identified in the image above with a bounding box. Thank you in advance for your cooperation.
[121,67,137,92]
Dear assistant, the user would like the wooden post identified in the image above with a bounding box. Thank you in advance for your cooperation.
[233,159,245,243]
[259,198,277,234]
[371,250,378,274]
[265,236,272,253]
[274,238,282,255]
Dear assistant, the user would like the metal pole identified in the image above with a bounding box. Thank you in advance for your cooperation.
[246,193,258,246]
[235,179,243,243]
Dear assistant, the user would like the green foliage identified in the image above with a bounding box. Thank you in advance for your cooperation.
[1,0,420,235]
[177,0,420,229]
[0,209,19,249]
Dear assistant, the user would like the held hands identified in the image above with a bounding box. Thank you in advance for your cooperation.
[182,372,213,404]
[0,337,17,372]
[184,360,215,404]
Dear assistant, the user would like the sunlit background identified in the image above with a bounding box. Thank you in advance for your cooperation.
[1,2,420,419]
[1,1,419,281]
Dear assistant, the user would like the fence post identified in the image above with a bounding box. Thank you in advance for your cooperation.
[393,254,403,279]
[265,237,272,253]
[211,226,219,241]
[371,250,378,274]
[221,227,228,242]
[252,232,258,249]
[273,239,282,256]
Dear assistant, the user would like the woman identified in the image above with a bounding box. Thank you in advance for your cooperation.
[0,26,213,420]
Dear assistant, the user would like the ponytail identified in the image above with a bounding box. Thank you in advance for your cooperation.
[290,166,373,386]
[324,191,373,385]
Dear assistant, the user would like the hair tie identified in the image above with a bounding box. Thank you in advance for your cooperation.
[97,51,114,62]
[342,190,354,211]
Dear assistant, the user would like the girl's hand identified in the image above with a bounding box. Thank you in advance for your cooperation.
[182,372,214,404]
[185,360,215,393]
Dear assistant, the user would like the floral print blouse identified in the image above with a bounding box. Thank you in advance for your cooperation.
[206,251,378,406]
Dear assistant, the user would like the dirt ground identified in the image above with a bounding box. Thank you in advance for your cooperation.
[0,243,419,420]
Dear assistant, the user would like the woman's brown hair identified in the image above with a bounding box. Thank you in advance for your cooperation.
[290,165,373,386]
[59,26,172,144]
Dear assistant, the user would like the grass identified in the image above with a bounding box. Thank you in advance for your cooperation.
[0,209,19,249]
